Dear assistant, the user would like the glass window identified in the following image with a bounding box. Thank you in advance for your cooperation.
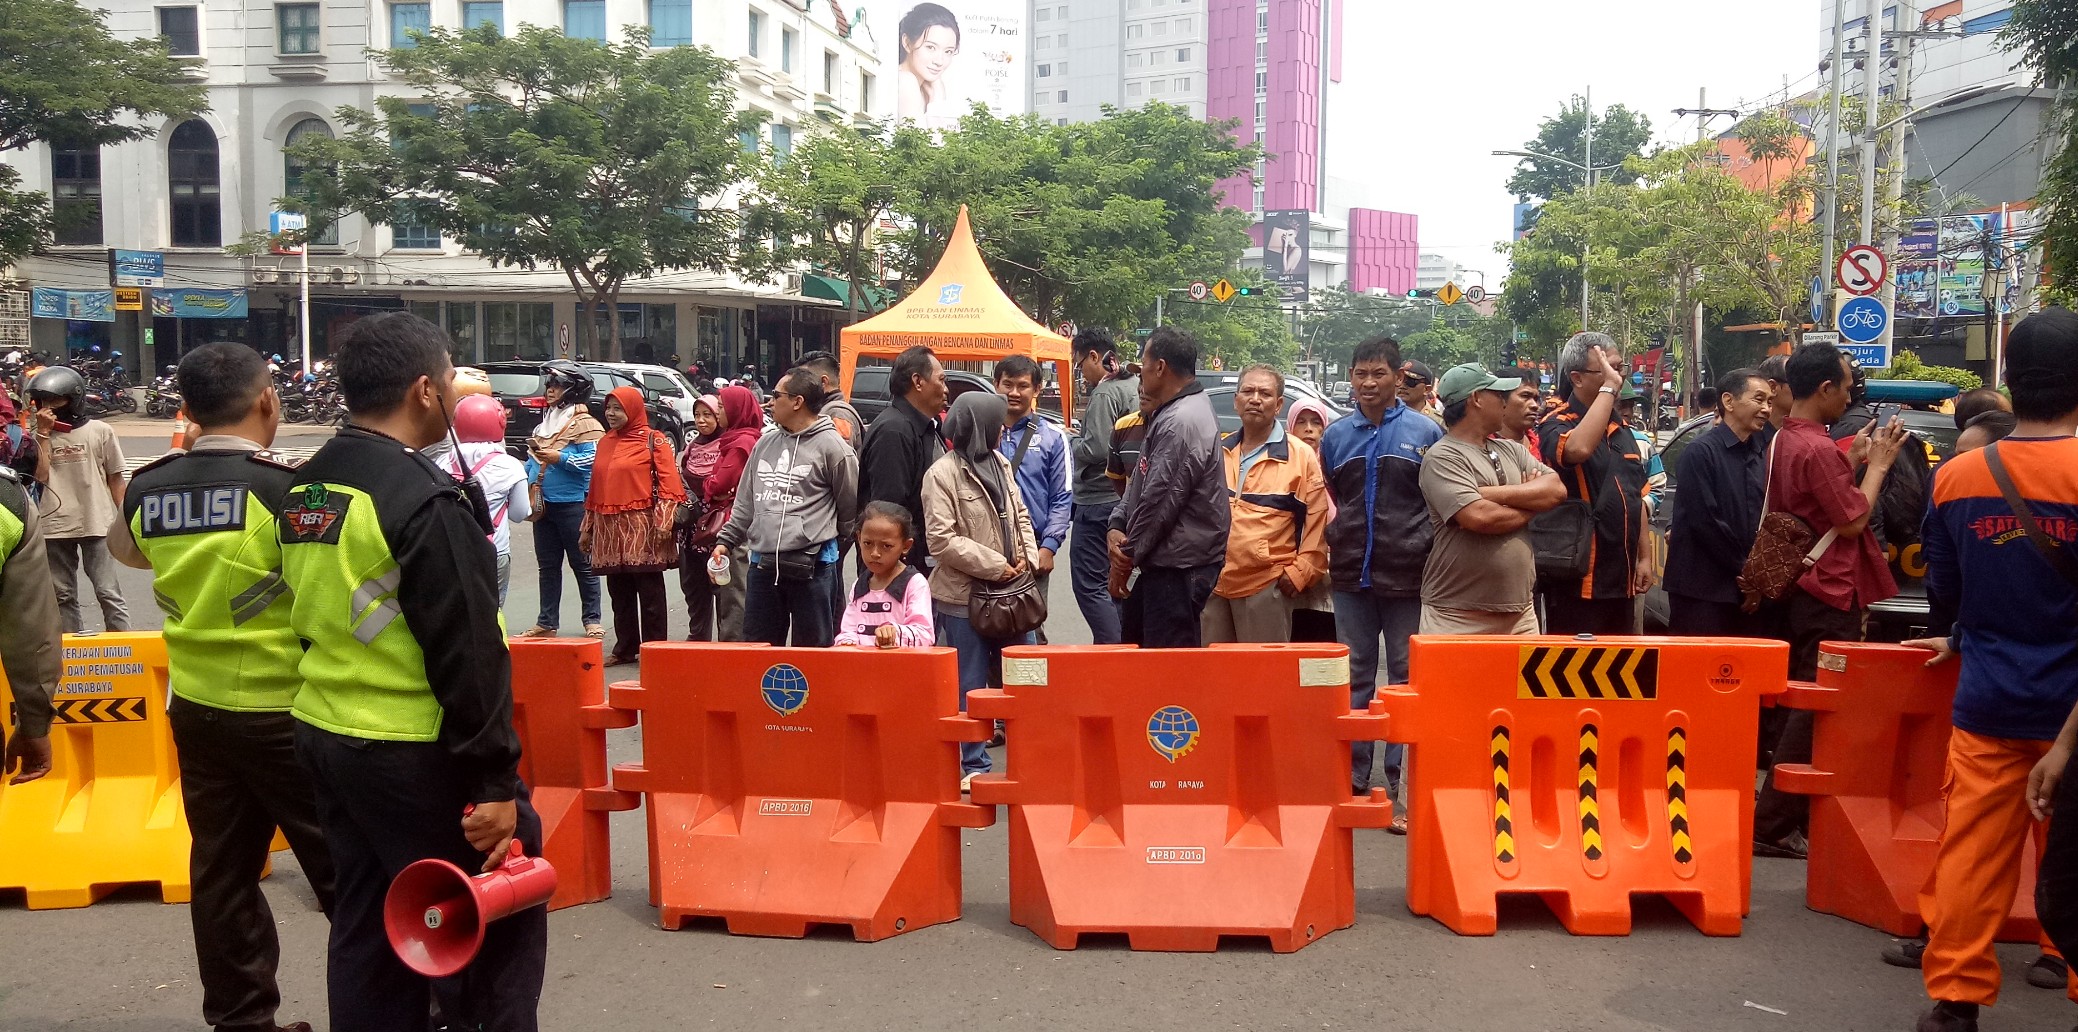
[390,2,430,47]
[1256,39,1267,60]
[283,118,338,245]
[1058,60,1067,74]
[648,0,689,46]
[771,123,792,160]
[1127,53,1142,68]
[445,302,480,363]
[462,0,502,32]
[483,302,555,362]
[1036,7,1050,20]
[781,27,795,72]
[859,71,874,111]
[277,3,321,54]
[823,50,837,93]
[1153,20,1167,35]
[168,120,221,247]
[158,7,201,56]
[746,9,761,56]
[49,142,102,246]
[1257,9,1268,31]
[1125,24,1141,38]
[738,127,760,153]
[1037,64,1050,77]
[1176,47,1190,61]
[1057,90,1067,103]
[1176,17,1191,32]
[564,0,604,40]
[1150,80,1164,96]
[1127,81,1143,98]
[392,217,440,249]
[1174,76,1189,91]
[1255,70,1267,92]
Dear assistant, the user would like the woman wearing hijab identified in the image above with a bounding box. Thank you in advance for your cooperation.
[921,392,1038,789]
[521,361,606,639]
[1282,397,1339,642]
[710,367,857,646]
[677,393,746,640]
[580,386,686,664]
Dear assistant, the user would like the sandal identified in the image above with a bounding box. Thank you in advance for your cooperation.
[515,625,557,638]
[583,624,606,639]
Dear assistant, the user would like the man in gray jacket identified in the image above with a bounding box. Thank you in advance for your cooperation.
[0,462,62,785]
[711,366,860,647]
[1069,329,1138,644]
[1106,327,1230,648]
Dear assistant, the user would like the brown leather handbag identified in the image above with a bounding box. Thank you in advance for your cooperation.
[1737,436,1838,612]
[965,457,1048,640]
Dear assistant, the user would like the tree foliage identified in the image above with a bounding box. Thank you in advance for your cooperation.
[2003,0,2078,305]
[1505,99,1655,202]
[1298,284,1435,371]
[742,120,919,323]
[1164,268,1296,371]
[1876,348,1983,391]
[0,0,207,265]
[290,25,763,355]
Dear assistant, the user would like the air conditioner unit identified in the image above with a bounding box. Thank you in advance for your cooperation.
[341,268,361,284]
[253,269,278,284]
[325,266,350,284]
[783,272,804,293]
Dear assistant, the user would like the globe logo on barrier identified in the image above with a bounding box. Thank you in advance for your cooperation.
[1146,706,1201,764]
[760,663,809,716]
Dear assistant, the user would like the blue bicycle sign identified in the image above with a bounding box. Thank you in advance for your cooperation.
[1838,296,1889,344]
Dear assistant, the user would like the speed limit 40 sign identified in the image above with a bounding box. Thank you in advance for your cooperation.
[1836,245,1887,297]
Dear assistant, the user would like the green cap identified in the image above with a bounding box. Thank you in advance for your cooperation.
[1436,363,1525,406]
[1618,381,1643,402]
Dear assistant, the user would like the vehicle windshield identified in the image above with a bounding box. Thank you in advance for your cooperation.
[489,372,544,396]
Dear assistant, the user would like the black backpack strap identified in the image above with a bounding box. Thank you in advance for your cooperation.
[1984,442,2078,589]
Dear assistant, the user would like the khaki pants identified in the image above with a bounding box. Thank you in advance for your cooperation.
[1418,604,1539,636]
[1200,583,1294,643]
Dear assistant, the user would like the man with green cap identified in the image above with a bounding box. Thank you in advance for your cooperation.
[1617,382,1666,518]
[1418,363,1566,635]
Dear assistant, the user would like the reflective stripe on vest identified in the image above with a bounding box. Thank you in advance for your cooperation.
[350,569,403,644]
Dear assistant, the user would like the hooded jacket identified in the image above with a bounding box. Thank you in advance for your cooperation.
[717,415,860,557]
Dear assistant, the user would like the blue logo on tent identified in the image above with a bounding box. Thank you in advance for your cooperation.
[1146,706,1201,763]
[760,663,809,716]
[937,284,964,305]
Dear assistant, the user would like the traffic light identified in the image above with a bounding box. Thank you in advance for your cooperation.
[1406,288,1434,300]
[1236,285,1257,296]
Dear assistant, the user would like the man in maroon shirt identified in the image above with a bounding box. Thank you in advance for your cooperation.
[1751,340,1909,857]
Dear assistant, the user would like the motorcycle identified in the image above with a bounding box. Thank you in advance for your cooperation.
[145,366,182,419]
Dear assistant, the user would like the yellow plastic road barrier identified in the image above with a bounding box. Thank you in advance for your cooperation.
[0,632,190,908]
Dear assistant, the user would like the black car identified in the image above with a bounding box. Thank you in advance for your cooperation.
[1644,414,1937,640]
[849,365,1065,427]
[482,362,686,458]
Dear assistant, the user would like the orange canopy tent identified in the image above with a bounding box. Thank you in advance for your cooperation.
[839,205,1075,415]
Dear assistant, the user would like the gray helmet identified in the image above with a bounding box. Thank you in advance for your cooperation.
[27,365,86,411]
[540,360,593,406]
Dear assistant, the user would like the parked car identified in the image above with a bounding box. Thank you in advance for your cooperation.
[850,365,1065,427]
[1642,411,1938,641]
[481,361,686,458]
[591,361,701,423]
[1201,383,1349,436]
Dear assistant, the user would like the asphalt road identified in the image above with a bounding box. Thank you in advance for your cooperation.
[3,420,2071,1032]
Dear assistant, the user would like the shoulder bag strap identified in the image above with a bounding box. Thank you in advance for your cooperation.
[1012,422,1038,467]
[1761,432,1839,567]
[1984,442,2078,589]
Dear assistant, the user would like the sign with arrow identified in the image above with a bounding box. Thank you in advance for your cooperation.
[1836,244,1887,297]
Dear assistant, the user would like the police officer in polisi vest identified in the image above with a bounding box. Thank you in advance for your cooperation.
[113,343,339,1032]
[279,312,545,1032]
[0,453,61,787]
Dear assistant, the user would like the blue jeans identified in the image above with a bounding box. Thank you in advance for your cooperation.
[533,501,600,629]
[1334,591,1422,799]
[742,554,838,647]
[1069,501,1122,645]
[938,609,1034,775]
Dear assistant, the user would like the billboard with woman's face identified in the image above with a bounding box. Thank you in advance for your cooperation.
[863,2,1026,129]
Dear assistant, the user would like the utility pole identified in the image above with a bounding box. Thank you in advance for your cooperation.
[1580,85,1592,330]
[1877,2,1916,361]
[1672,88,1740,143]
[1859,0,1884,247]
[1822,0,1847,328]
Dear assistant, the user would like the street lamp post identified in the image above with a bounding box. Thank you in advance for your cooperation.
[1492,147,1625,332]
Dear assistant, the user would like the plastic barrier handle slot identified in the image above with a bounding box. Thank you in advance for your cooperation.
[1769,762,1835,796]
[609,762,653,796]
[1778,682,1842,713]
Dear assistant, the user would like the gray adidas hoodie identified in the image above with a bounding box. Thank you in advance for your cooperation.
[717,415,860,556]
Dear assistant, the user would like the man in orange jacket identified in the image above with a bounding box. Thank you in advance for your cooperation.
[1201,364,1330,644]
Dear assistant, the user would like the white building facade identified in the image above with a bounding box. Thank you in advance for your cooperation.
[1029,0,1207,126]
[2,0,882,375]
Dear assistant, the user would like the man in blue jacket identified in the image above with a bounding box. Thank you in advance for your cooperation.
[994,356,1071,645]
[1318,334,1442,822]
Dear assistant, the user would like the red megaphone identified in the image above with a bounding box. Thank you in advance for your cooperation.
[383,840,557,977]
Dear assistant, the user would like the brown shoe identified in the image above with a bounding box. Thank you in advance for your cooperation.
[1387,813,1409,835]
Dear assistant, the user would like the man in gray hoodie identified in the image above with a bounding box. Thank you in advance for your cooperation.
[1106,327,1230,647]
[1069,329,1137,644]
[712,366,860,647]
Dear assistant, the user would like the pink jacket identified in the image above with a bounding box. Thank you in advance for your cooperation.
[834,567,937,648]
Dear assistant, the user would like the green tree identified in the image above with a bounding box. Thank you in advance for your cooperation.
[1298,283,1434,372]
[290,25,763,356]
[0,0,206,264]
[1165,269,1296,371]
[742,120,921,325]
[1504,98,1655,202]
[2003,0,2078,305]
[885,103,1259,329]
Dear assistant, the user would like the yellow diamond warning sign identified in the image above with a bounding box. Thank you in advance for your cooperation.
[1210,278,1237,303]
[1437,282,1465,306]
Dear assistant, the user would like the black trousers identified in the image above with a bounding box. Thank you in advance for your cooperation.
[170,698,336,1032]
[604,570,669,659]
[1122,562,1221,648]
[1542,594,1638,636]
[2040,743,2078,964]
[295,724,547,1032]
[1753,590,1866,844]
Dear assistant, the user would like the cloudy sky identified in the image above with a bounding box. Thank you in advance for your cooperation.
[1330,0,1820,285]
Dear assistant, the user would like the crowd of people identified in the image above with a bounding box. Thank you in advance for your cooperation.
[3,307,2078,1032]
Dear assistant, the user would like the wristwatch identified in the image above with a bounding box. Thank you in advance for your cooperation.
[1598,385,1617,396]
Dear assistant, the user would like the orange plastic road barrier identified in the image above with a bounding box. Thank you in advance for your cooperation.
[507,637,637,911]
[1774,641,2041,941]
[609,643,992,939]
[0,633,190,908]
[1384,635,1787,936]
[966,643,1393,952]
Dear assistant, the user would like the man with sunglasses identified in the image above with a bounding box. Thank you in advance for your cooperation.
[1418,363,1566,635]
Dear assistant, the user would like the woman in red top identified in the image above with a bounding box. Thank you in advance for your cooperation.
[677,386,762,640]
[580,386,687,664]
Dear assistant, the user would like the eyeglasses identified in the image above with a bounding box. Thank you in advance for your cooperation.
[771,391,797,401]
[1485,448,1507,483]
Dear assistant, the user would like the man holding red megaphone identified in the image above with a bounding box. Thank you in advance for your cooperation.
[280,313,548,1032]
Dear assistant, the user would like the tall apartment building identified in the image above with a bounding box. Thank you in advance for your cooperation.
[1027,0,1417,299]
[4,0,880,375]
